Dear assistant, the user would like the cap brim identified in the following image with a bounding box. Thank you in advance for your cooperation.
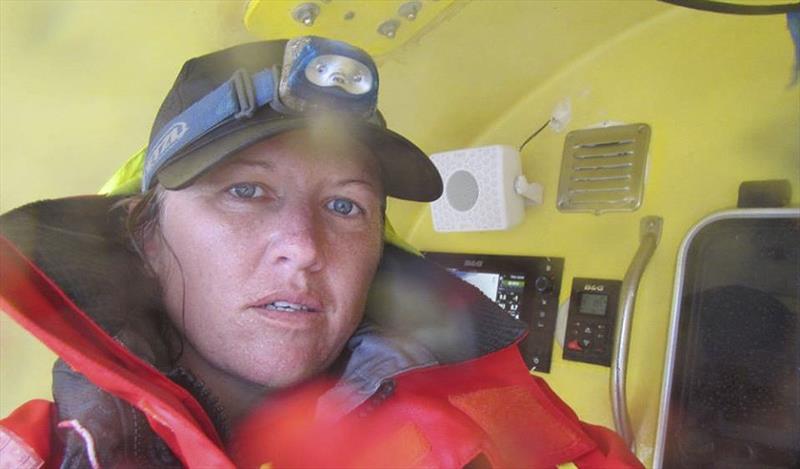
[156,114,443,202]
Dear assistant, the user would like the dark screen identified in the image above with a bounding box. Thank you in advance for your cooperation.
[579,293,608,316]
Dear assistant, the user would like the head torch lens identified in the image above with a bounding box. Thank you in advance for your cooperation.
[305,55,374,95]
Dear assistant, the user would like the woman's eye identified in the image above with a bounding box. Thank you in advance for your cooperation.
[326,198,362,217]
[227,183,264,199]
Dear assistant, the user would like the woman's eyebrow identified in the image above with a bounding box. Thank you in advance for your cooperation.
[336,178,382,197]
[225,159,274,171]
[338,178,375,187]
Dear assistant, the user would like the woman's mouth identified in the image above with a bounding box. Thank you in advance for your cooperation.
[250,293,324,314]
[260,300,319,313]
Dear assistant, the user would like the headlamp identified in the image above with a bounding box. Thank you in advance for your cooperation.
[304,55,373,96]
[277,36,379,118]
[142,36,381,190]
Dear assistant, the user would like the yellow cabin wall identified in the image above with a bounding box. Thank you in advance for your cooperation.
[0,2,798,467]
[376,1,672,235]
[0,0,255,418]
[404,9,799,466]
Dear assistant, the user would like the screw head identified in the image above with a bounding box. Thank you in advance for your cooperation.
[292,3,320,27]
[377,19,400,38]
[398,1,422,21]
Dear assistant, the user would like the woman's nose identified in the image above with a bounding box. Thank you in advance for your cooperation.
[266,209,324,273]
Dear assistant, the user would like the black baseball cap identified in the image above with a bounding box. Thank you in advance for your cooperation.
[142,37,442,202]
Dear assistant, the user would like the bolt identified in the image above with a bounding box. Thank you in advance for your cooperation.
[398,1,422,20]
[292,3,320,27]
[377,19,400,38]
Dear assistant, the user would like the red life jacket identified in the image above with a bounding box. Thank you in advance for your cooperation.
[0,235,232,468]
[0,221,641,468]
[233,345,641,468]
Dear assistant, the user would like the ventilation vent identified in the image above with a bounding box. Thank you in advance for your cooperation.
[557,123,651,214]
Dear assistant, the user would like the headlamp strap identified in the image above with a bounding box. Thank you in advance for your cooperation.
[143,68,275,189]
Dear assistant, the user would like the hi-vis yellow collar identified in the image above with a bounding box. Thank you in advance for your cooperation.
[100,147,421,256]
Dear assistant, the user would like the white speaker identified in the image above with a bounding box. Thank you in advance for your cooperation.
[430,145,541,232]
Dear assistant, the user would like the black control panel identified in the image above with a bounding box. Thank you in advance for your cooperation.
[563,277,621,366]
[423,252,564,373]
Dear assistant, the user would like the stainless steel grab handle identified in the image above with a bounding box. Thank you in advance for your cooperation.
[611,216,663,451]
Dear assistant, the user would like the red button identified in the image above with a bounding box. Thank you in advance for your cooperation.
[567,339,582,351]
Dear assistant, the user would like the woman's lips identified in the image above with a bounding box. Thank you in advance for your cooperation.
[250,293,324,314]
[260,300,318,313]
[251,295,326,330]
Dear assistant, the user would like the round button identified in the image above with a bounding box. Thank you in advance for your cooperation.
[534,276,552,293]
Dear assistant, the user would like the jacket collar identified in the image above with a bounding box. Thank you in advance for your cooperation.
[318,243,528,420]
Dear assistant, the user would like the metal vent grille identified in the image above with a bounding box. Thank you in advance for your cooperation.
[557,123,651,214]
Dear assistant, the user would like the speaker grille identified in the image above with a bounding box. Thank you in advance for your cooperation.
[557,123,651,214]
[446,170,480,211]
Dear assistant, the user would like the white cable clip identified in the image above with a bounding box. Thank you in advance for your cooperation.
[514,175,543,206]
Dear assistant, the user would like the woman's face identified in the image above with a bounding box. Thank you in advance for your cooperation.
[149,130,384,388]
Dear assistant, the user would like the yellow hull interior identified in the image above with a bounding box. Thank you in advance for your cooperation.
[1,1,798,466]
